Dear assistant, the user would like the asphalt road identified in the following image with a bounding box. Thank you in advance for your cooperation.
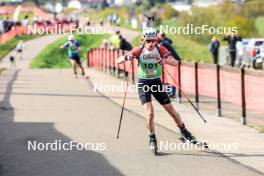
[0,69,263,176]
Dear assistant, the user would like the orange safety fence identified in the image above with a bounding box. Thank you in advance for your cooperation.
[87,48,264,117]
[0,6,52,20]
[0,6,55,44]
[0,23,77,44]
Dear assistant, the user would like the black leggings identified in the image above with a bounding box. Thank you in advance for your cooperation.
[230,51,236,67]
[137,78,171,105]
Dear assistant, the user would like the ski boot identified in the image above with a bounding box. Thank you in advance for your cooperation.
[179,127,208,148]
[149,134,158,156]
[179,127,198,144]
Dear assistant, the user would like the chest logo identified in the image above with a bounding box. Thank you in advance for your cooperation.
[142,53,159,59]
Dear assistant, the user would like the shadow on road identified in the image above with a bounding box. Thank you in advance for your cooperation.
[0,70,124,176]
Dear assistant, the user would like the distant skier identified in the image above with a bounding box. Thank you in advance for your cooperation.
[60,34,88,79]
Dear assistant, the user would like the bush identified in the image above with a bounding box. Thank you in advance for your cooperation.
[227,15,256,38]
[177,2,258,43]
[160,4,179,20]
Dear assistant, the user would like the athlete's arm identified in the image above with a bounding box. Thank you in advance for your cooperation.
[157,45,178,66]
[60,42,69,49]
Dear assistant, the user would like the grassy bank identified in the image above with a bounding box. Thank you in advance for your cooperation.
[0,35,38,60]
[131,34,211,63]
[0,68,5,74]
[255,16,264,37]
[31,34,109,68]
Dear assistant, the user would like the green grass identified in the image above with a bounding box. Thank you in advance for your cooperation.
[81,8,141,31]
[0,35,38,60]
[255,16,264,37]
[162,20,211,63]
[0,68,5,74]
[260,127,264,133]
[130,19,212,63]
[169,34,211,63]
[31,34,109,68]
[131,34,211,63]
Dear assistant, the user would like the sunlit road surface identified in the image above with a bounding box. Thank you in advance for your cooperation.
[0,69,262,176]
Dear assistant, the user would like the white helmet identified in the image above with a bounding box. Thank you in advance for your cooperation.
[68,34,75,41]
[142,27,157,40]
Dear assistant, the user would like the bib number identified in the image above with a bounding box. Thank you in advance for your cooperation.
[143,63,158,69]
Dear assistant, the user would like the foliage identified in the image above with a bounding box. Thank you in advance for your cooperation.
[160,4,179,20]
[31,34,109,68]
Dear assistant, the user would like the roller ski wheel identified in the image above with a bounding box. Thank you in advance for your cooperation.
[74,74,78,79]
[149,139,158,156]
[179,127,208,149]
[84,75,90,79]
[179,136,208,149]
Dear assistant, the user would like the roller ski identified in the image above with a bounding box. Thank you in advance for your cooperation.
[179,127,208,149]
[149,134,158,156]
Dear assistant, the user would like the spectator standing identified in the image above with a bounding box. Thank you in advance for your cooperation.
[110,30,121,49]
[119,35,132,51]
[210,36,220,64]
[0,18,3,35]
[223,31,242,67]
[16,40,24,60]
[32,16,38,25]
[112,14,118,24]
[108,14,113,25]
[22,15,29,27]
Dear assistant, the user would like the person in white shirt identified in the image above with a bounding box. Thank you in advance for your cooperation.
[16,40,24,60]
[22,15,29,27]
[0,18,4,35]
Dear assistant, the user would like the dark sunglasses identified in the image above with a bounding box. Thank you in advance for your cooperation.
[145,40,156,43]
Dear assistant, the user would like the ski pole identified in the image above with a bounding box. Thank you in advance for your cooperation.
[117,61,132,139]
[163,65,207,123]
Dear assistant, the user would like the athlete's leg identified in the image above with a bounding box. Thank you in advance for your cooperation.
[78,63,85,76]
[143,102,155,134]
[70,59,77,75]
[138,79,158,150]
[151,80,184,128]
[75,56,85,76]
[162,103,184,128]
[143,101,158,152]
[162,102,196,142]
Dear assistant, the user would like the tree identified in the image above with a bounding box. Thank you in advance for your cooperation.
[160,4,179,20]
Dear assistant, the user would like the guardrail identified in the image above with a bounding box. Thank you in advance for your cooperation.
[87,48,264,125]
